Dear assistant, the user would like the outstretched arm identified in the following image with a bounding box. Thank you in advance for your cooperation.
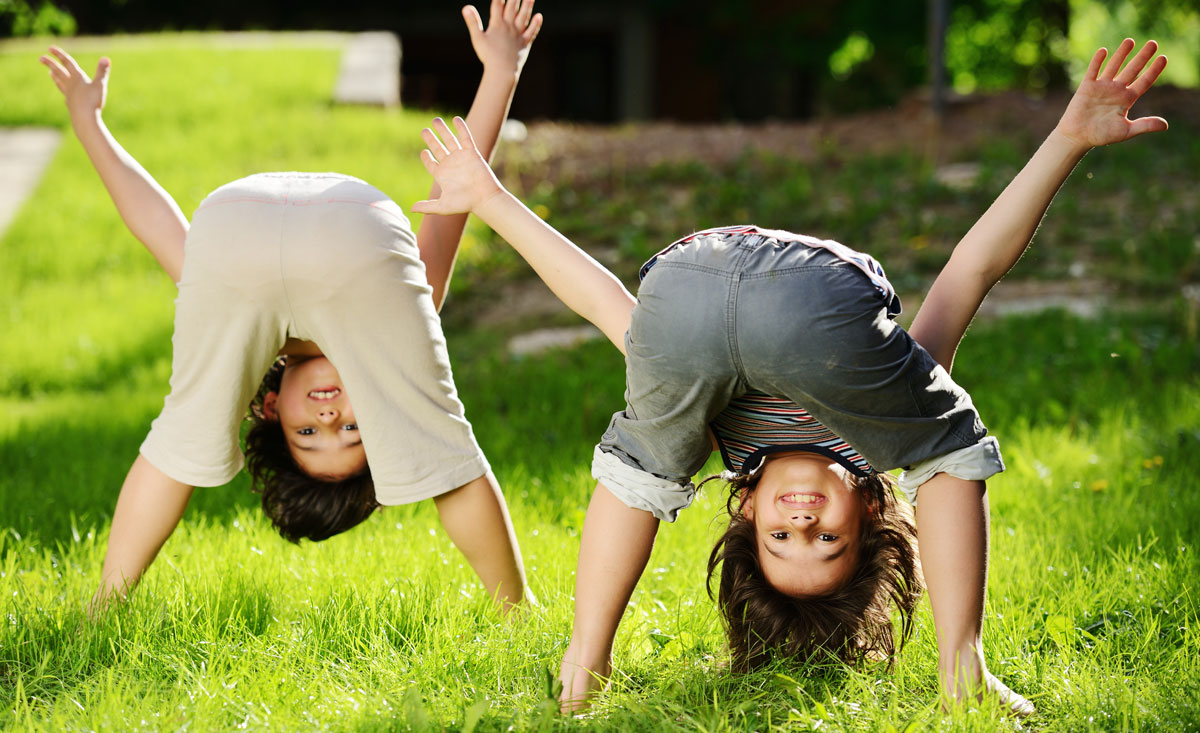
[909,39,1167,371]
[40,47,188,284]
[418,0,543,311]
[414,117,636,352]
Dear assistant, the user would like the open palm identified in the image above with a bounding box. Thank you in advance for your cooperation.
[1057,39,1168,148]
[412,117,503,216]
[39,46,110,119]
[463,0,543,74]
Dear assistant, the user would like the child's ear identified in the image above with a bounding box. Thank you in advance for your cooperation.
[261,391,280,421]
[862,489,879,519]
[739,486,755,520]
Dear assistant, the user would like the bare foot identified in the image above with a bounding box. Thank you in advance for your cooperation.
[940,646,1034,718]
[986,672,1036,718]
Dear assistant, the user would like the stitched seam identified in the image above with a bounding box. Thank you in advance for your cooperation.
[738,262,852,281]
[648,260,738,279]
[726,244,753,380]
[196,196,286,209]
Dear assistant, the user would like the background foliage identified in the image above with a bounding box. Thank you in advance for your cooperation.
[6,1,1198,115]
[1,26,1198,732]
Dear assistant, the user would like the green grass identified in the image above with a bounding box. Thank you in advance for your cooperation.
[3,34,1200,731]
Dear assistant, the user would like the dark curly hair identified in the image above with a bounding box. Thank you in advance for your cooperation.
[243,357,379,543]
[706,468,921,672]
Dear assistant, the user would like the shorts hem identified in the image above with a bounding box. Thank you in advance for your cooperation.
[896,436,1005,504]
[372,455,491,506]
[138,443,242,488]
[591,446,695,522]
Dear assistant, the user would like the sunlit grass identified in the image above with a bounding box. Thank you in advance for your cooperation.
[2,33,1199,731]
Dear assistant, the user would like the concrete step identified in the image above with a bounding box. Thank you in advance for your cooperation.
[333,31,401,107]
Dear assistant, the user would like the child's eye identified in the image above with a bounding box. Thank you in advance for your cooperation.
[298,427,316,436]
[342,423,358,431]
[817,533,838,542]
[770,531,789,541]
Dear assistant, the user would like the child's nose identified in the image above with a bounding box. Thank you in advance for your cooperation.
[316,407,339,424]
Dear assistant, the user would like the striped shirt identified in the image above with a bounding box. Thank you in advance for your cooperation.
[712,390,873,476]
[641,225,891,476]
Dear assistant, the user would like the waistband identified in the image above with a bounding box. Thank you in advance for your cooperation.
[639,225,901,316]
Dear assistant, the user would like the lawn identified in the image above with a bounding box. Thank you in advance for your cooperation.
[2,34,1199,731]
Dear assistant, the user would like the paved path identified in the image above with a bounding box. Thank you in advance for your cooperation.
[0,127,61,238]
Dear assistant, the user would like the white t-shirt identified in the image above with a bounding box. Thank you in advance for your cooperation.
[139,172,489,504]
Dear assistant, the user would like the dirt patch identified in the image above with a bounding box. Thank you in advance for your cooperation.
[495,86,1199,183]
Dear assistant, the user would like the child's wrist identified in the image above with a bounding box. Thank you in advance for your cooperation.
[68,106,102,128]
[1047,126,1092,158]
[480,63,521,87]
[474,186,510,216]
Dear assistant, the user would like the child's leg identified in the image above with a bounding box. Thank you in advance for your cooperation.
[559,481,659,710]
[562,236,746,708]
[91,455,193,613]
[433,471,529,610]
[916,474,1034,716]
[594,242,746,518]
[915,475,988,695]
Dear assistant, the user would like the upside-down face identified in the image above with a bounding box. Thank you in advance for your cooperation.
[742,452,869,597]
[262,355,368,481]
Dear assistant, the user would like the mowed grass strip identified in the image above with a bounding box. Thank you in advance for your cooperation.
[2,34,1199,731]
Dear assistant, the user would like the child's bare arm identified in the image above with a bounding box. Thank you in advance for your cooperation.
[90,456,193,614]
[414,117,636,352]
[909,39,1167,371]
[417,0,543,311]
[432,472,531,611]
[40,47,188,284]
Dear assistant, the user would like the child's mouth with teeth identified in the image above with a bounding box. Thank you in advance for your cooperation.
[781,492,825,506]
[308,387,341,400]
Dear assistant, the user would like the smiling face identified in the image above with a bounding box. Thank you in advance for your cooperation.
[742,452,869,598]
[262,356,367,480]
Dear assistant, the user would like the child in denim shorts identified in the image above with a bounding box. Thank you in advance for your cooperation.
[413,38,1168,715]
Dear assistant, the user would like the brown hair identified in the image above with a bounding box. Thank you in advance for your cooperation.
[706,469,921,671]
[243,358,379,543]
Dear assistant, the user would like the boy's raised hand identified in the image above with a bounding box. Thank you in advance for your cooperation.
[463,0,543,75]
[413,116,505,216]
[39,46,110,120]
[1056,39,1168,150]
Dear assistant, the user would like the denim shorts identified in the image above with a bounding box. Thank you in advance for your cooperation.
[593,227,1001,520]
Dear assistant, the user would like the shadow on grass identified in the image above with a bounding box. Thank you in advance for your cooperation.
[0,412,258,546]
[0,578,277,711]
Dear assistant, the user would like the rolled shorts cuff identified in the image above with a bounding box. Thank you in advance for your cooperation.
[591,446,695,522]
[896,436,1005,505]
